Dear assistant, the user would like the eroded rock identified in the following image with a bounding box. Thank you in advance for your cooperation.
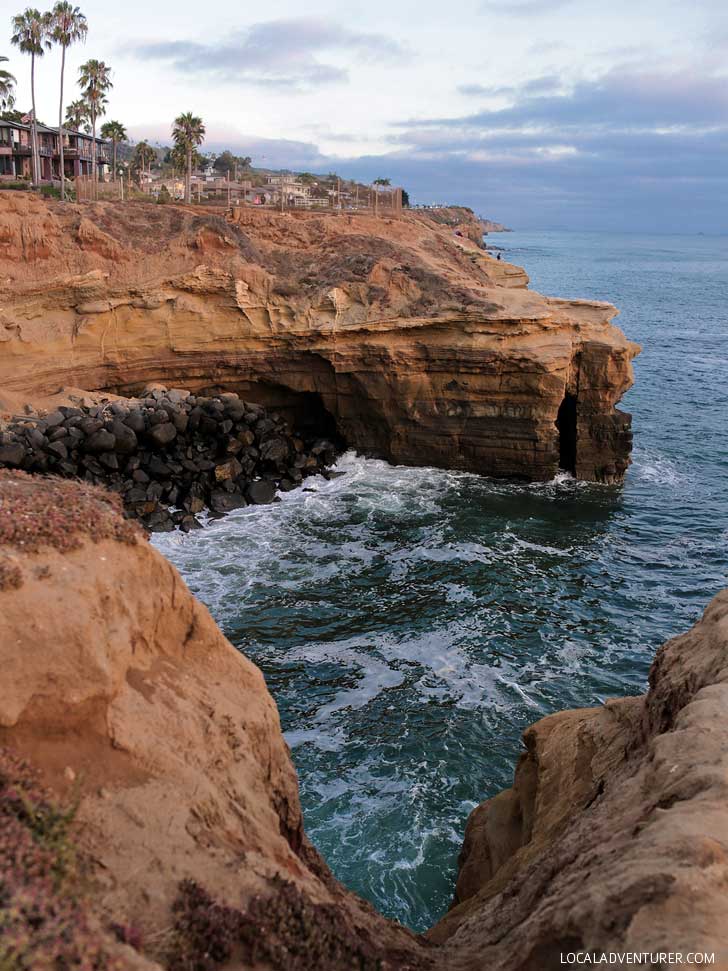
[0,195,639,483]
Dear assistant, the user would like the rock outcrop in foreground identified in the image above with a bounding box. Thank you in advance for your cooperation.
[0,193,638,482]
[1,474,727,970]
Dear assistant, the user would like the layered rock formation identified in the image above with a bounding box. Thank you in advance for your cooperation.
[1,472,727,970]
[0,193,638,482]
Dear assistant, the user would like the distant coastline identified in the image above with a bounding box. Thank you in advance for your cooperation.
[481,218,513,232]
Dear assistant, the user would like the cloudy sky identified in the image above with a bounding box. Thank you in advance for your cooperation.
[5,0,728,230]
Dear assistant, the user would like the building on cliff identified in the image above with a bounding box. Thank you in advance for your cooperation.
[0,118,109,183]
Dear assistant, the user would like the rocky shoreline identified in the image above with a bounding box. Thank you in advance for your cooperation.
[1,472,727,970]
[0,388,339,531]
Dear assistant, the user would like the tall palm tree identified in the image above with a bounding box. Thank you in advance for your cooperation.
[11,9,51,185]
[48,3,87,200]
[132,139,155,186]
[172,112,205,203]
[64,97,89,131]
[100,119,126,179]
[0,56,16,110]
[170,142,201,179]
[78,58,112,182]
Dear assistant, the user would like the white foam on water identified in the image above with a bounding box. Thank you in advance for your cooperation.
[631,447,693,488]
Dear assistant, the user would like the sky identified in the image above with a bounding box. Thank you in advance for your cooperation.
[2,0,727,231]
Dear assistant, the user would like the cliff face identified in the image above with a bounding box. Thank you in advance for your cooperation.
[0,472,425,970]
[2,472,727,970]
[430,593,728,969]
[0,193,638,482]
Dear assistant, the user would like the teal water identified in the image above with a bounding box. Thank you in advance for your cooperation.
[154,231,728,933]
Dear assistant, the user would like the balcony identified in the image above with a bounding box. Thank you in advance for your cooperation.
[65,146,93,160]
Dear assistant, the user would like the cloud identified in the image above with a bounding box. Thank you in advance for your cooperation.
[480,0,575,15]
[365,65,728,231]
[130,60,728,233]
[457,75,562,98]
[401,67,728,131]
[126,18,406,90]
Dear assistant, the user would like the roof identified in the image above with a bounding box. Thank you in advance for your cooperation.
[0,118,106,143]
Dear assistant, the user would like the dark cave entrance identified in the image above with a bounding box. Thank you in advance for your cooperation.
[219,382,346,450]
[556,394,577,475]
[290,390,344,447]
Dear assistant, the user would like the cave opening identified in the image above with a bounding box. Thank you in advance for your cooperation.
[556,393,577,475]
[290,390,344,448]
[212,382,346,451]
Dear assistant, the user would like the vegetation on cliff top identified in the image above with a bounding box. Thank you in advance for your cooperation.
[0,747,115,971]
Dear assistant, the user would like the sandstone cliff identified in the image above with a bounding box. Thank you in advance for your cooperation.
[431,593,728,969]
[0,471,425,970]
[0,193,638,482]
[1,472,727,970]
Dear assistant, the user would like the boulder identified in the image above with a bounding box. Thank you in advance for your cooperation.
[147,423,177,447]
[111,419,138,453]
[0,443,26,466]
[246,480,277,505]
[84,429,116,453]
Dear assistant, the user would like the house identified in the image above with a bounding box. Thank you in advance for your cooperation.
[265,174,311,206]
[0,117,110,183]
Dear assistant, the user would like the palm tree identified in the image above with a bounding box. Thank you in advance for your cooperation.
[48,3,87,199]
[78,58,112,182]
[132,140,155,186]
[169,142,202,179]
[0,56,16,110]
[172,111,205,203]
[64,97,89,130]
[100,119,126,179]
[11,9,51,185]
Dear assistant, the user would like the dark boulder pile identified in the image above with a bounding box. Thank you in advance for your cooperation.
[0,388,340,531]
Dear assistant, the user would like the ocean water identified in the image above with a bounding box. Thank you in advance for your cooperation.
[154,230,728,933]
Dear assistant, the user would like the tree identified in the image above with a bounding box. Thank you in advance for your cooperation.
[11,8,51,185]
[169,142,201,177]
[131,140,155,185]
[373,177,391,186]
[78,58,112,181]
[172,112,205,204]
[212,151,252,180]
[0,56,16,110]
[48,3,87,200]
[212,149,235,175]
[401,188,410,208]
[100,119,126,179]
[64,96,89,130]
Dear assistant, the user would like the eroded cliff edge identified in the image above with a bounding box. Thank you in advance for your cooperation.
[1,473,727,970]
[0,193,638,482]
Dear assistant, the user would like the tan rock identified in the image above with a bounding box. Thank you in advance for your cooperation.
[0,472,425,969]
[431,593,728,969]
[0,194,639,483]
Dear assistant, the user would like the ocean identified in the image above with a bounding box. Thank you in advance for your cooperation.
[154,230,728,932]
